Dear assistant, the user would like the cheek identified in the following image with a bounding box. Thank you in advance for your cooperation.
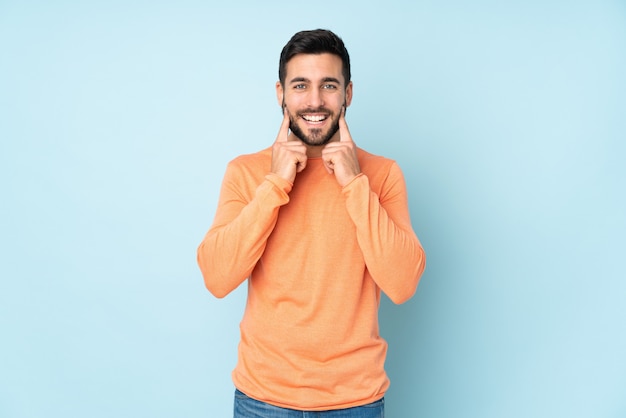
[329,92,346,108]
[282,95,295,111]
[283,94,301,106]
[283,99,306,118]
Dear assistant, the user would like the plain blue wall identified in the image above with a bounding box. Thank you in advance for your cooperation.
[1,1,625,417]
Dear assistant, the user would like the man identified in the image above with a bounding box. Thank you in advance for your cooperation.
[197,29,426,417]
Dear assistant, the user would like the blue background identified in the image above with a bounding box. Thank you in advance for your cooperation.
[1,1,625,417]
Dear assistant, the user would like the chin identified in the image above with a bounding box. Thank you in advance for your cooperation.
[301,135,332,147]
[292,124,339,147]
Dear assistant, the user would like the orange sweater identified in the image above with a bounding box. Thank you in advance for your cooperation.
[197,147,425,411]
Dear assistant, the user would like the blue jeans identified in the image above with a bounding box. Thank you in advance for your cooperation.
[233,389,384,417]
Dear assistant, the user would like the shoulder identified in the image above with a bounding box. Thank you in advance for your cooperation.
[356,147,398,173]
[356,147,406,193]
[220,147,272,188]
[229,147,272,166]
[226,147,272,173]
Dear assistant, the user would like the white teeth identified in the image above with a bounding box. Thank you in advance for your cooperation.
[303,115,326,122]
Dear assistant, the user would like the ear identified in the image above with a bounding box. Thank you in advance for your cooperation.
[344,81,353,108]
[276,81,284,107]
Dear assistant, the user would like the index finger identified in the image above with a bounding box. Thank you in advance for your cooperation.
[339,106,353,143]
[275,107,291,143]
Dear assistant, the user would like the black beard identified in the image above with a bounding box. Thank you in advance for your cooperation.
[281,99,346,146]
[289,114,340,147]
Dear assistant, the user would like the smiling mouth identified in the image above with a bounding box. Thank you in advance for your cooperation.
[301,114,328,123]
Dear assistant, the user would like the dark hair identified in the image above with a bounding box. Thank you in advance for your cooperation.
[278,29,351,87]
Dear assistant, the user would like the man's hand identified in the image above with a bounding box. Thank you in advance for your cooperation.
[322,107,361,187]
[271,108,308,183]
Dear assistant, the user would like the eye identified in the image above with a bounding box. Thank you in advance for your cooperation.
[322,84,337,90]
[294,84,306,90]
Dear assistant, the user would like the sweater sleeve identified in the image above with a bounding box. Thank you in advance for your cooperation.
[342,163,426,304]
[197,162,292,298]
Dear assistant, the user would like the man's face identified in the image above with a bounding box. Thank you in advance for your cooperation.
[277,53,353,147]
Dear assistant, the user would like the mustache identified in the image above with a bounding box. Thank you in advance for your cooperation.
[296,107,333,116]
[281,99,347,116]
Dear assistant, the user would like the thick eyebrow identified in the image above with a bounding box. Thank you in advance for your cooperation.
[321,77,341,85]
[288,77,310,84]
[288,77,342,85]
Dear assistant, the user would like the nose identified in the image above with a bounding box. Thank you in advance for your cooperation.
[307,88,324,109]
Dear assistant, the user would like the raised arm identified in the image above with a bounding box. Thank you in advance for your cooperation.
[197,166,291,298]
[343,163,425,304]
[323,109,426,303]
[197,109,304,298]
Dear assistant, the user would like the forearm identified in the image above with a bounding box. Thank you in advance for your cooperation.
[343,173,426,304]
[197,174,291,298]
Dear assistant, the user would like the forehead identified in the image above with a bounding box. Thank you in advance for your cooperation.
[285,53,344,83]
